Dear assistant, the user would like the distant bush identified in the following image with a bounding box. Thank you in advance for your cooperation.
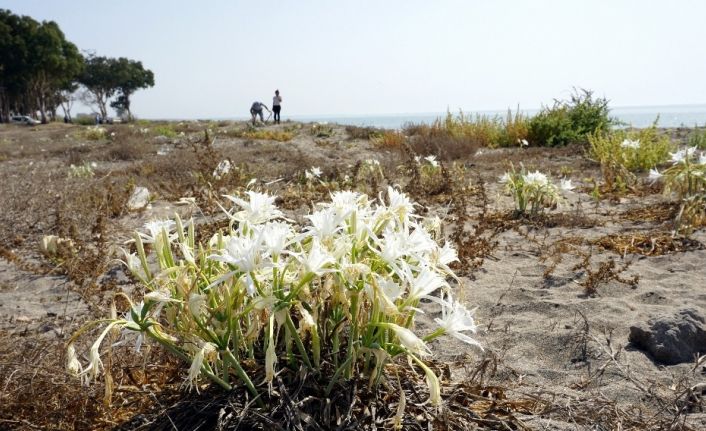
[588,122,673,191]
[589,123,672,171]
[242,129,294,142]
[74,116,97,126]
[108,138,148,161]
[310,123,334,138]
[83,126,107,141]
[402,109,530,159]
[152,124,178,138]
[687,128,706,150]
[372,130,406,149]
[345,125,383,140]
[528,89,613,147]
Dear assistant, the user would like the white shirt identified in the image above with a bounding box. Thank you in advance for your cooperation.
[273,95,282,106]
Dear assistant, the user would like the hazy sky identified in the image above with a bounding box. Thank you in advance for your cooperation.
[3,0,706,119]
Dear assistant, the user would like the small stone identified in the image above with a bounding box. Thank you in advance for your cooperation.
[127,187,150,210]
[629,308,706,365]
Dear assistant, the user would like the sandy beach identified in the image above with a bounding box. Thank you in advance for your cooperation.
[0,121,704,430]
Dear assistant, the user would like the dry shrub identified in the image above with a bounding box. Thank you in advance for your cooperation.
[106,139,148,161]
[372,130,406,149]
[65,145,91,165]
[594,232,704,256]
[345,125,383,140]
[242,129,294,141]
[434,173,500,276]
[0,333,184,431]
[621,202,679,224]
[114,358,538,431]
[577,256,639,296]
[540,237,639,296]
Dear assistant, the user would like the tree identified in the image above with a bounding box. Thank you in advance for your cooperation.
[26,20,83,123]
[0,9,82,123]
[109,57,154,121]
[78,55,118,119]
[58,82,78,121]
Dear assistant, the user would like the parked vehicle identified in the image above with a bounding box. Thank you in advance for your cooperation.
[10,115,40,125]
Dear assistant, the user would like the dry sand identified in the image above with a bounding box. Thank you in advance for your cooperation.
[0,121,704,429]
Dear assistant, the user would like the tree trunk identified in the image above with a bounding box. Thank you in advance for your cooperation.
[38,95,48,124]
[125,94,132,122]
[98,97,108,119]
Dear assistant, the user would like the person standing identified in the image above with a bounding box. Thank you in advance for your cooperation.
[272,90,282,124]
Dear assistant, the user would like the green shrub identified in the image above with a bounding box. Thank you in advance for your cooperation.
[588,123,672,191]
[75,116,97,126]
[83,126,107,141]
[500,164,573,215]
[687,128,706,150]
[242,129,293,141]
[528,89,613,146]
[402,109,531,158]
[372,130,406,149]
[310,123,334,138]
[589,124,672,171]
[152,124,178,138]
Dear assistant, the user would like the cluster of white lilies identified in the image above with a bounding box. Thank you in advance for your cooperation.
[648,146,706,194]
[500,165,574,215]
[68,188,479,405]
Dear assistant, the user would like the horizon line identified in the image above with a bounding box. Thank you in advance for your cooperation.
[138,102,706,122]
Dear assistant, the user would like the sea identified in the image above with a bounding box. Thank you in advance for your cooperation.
[287,104,706,130]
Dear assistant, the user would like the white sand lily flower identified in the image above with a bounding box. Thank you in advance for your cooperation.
[329,190,365,216]
[212,159,232,179]
[429,242,459,275]
[406,265,448,301]
[305,166,322,180]
[670,146,698,164]
[424,155,439,167]
[66,343,87,385]
[180,243,196,265]
[305,208,344,240]
[264,321,277,389]
[210,234,269,273]
[188,293,207,318]
[376,231,407,266]
[620,139,640,149]
[386,187,415,219]
[560,178,575,192]
[387,323,431,357]
[699,152,706,165]
[224,191,283,225]
[498,172,511,184]
[144,288,178,305]
[186,342,217,392]
[298,239,335,276]
[121,249,147,279]
[81,321,123,381]
[648,168,663,183]
[140,219,177,243]
[259,221,293,256]
[523,171,549,187]
[434,294,482,348]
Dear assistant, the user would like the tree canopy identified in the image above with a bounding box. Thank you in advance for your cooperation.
[0,9,154,123]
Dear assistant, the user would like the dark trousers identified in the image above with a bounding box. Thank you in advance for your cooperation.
[273,105,281,123]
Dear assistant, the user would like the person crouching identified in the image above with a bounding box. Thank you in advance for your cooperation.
[250,101,271,125]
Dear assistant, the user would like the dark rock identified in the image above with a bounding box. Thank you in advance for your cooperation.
[629,308,706,365]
